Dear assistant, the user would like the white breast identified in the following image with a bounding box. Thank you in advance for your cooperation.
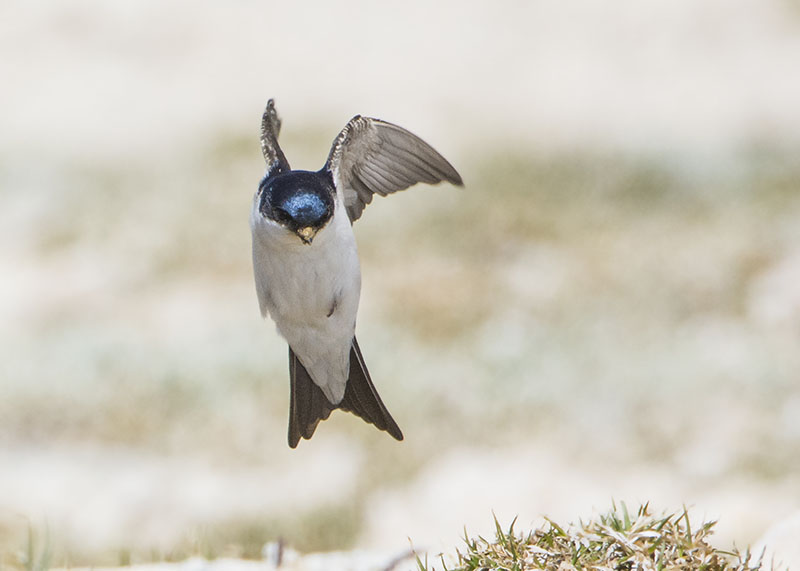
[250,201,360,404]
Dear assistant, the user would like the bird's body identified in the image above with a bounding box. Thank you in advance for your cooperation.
[251,170,360,405]
[250,100,462,447]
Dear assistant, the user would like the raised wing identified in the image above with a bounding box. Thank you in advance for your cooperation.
[260,99,290,177]
[324,115,463,222]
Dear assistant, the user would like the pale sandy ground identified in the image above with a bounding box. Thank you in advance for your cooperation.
[2,1,800,570]
[58,552,423,571]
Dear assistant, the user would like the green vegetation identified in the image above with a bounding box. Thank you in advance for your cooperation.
[417,503,765,571]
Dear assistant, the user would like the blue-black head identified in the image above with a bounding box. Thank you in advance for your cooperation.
[258,171,335,244]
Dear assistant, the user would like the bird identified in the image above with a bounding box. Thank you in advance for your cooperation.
[250,99,463,448]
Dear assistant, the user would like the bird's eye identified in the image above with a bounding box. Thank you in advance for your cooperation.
[274,207,293,224]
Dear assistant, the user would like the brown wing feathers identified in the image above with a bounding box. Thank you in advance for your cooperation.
[326,115,463,222]
[260,99,290,177]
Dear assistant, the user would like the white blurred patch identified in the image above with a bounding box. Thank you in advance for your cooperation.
[2,0,800,162]
[748,249,800,330]
[0,440,363,553]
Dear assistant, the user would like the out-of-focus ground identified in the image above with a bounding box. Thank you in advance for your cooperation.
[2,0,800,569]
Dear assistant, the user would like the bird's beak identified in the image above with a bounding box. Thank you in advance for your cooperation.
[297,226,316,244]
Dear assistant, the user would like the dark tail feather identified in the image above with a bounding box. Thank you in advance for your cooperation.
[288,347,334,448]
[287,338,403,447]
[338,337,404,442]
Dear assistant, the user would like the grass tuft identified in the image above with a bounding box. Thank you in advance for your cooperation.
[1,525,53,571]
[418,503,767,571]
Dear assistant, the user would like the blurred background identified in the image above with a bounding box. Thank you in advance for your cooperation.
[1,0,800,566]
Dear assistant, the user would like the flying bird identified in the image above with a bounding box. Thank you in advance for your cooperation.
[250,99,463,447]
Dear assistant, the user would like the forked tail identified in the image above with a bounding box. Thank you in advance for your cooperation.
[288,337,404,448]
